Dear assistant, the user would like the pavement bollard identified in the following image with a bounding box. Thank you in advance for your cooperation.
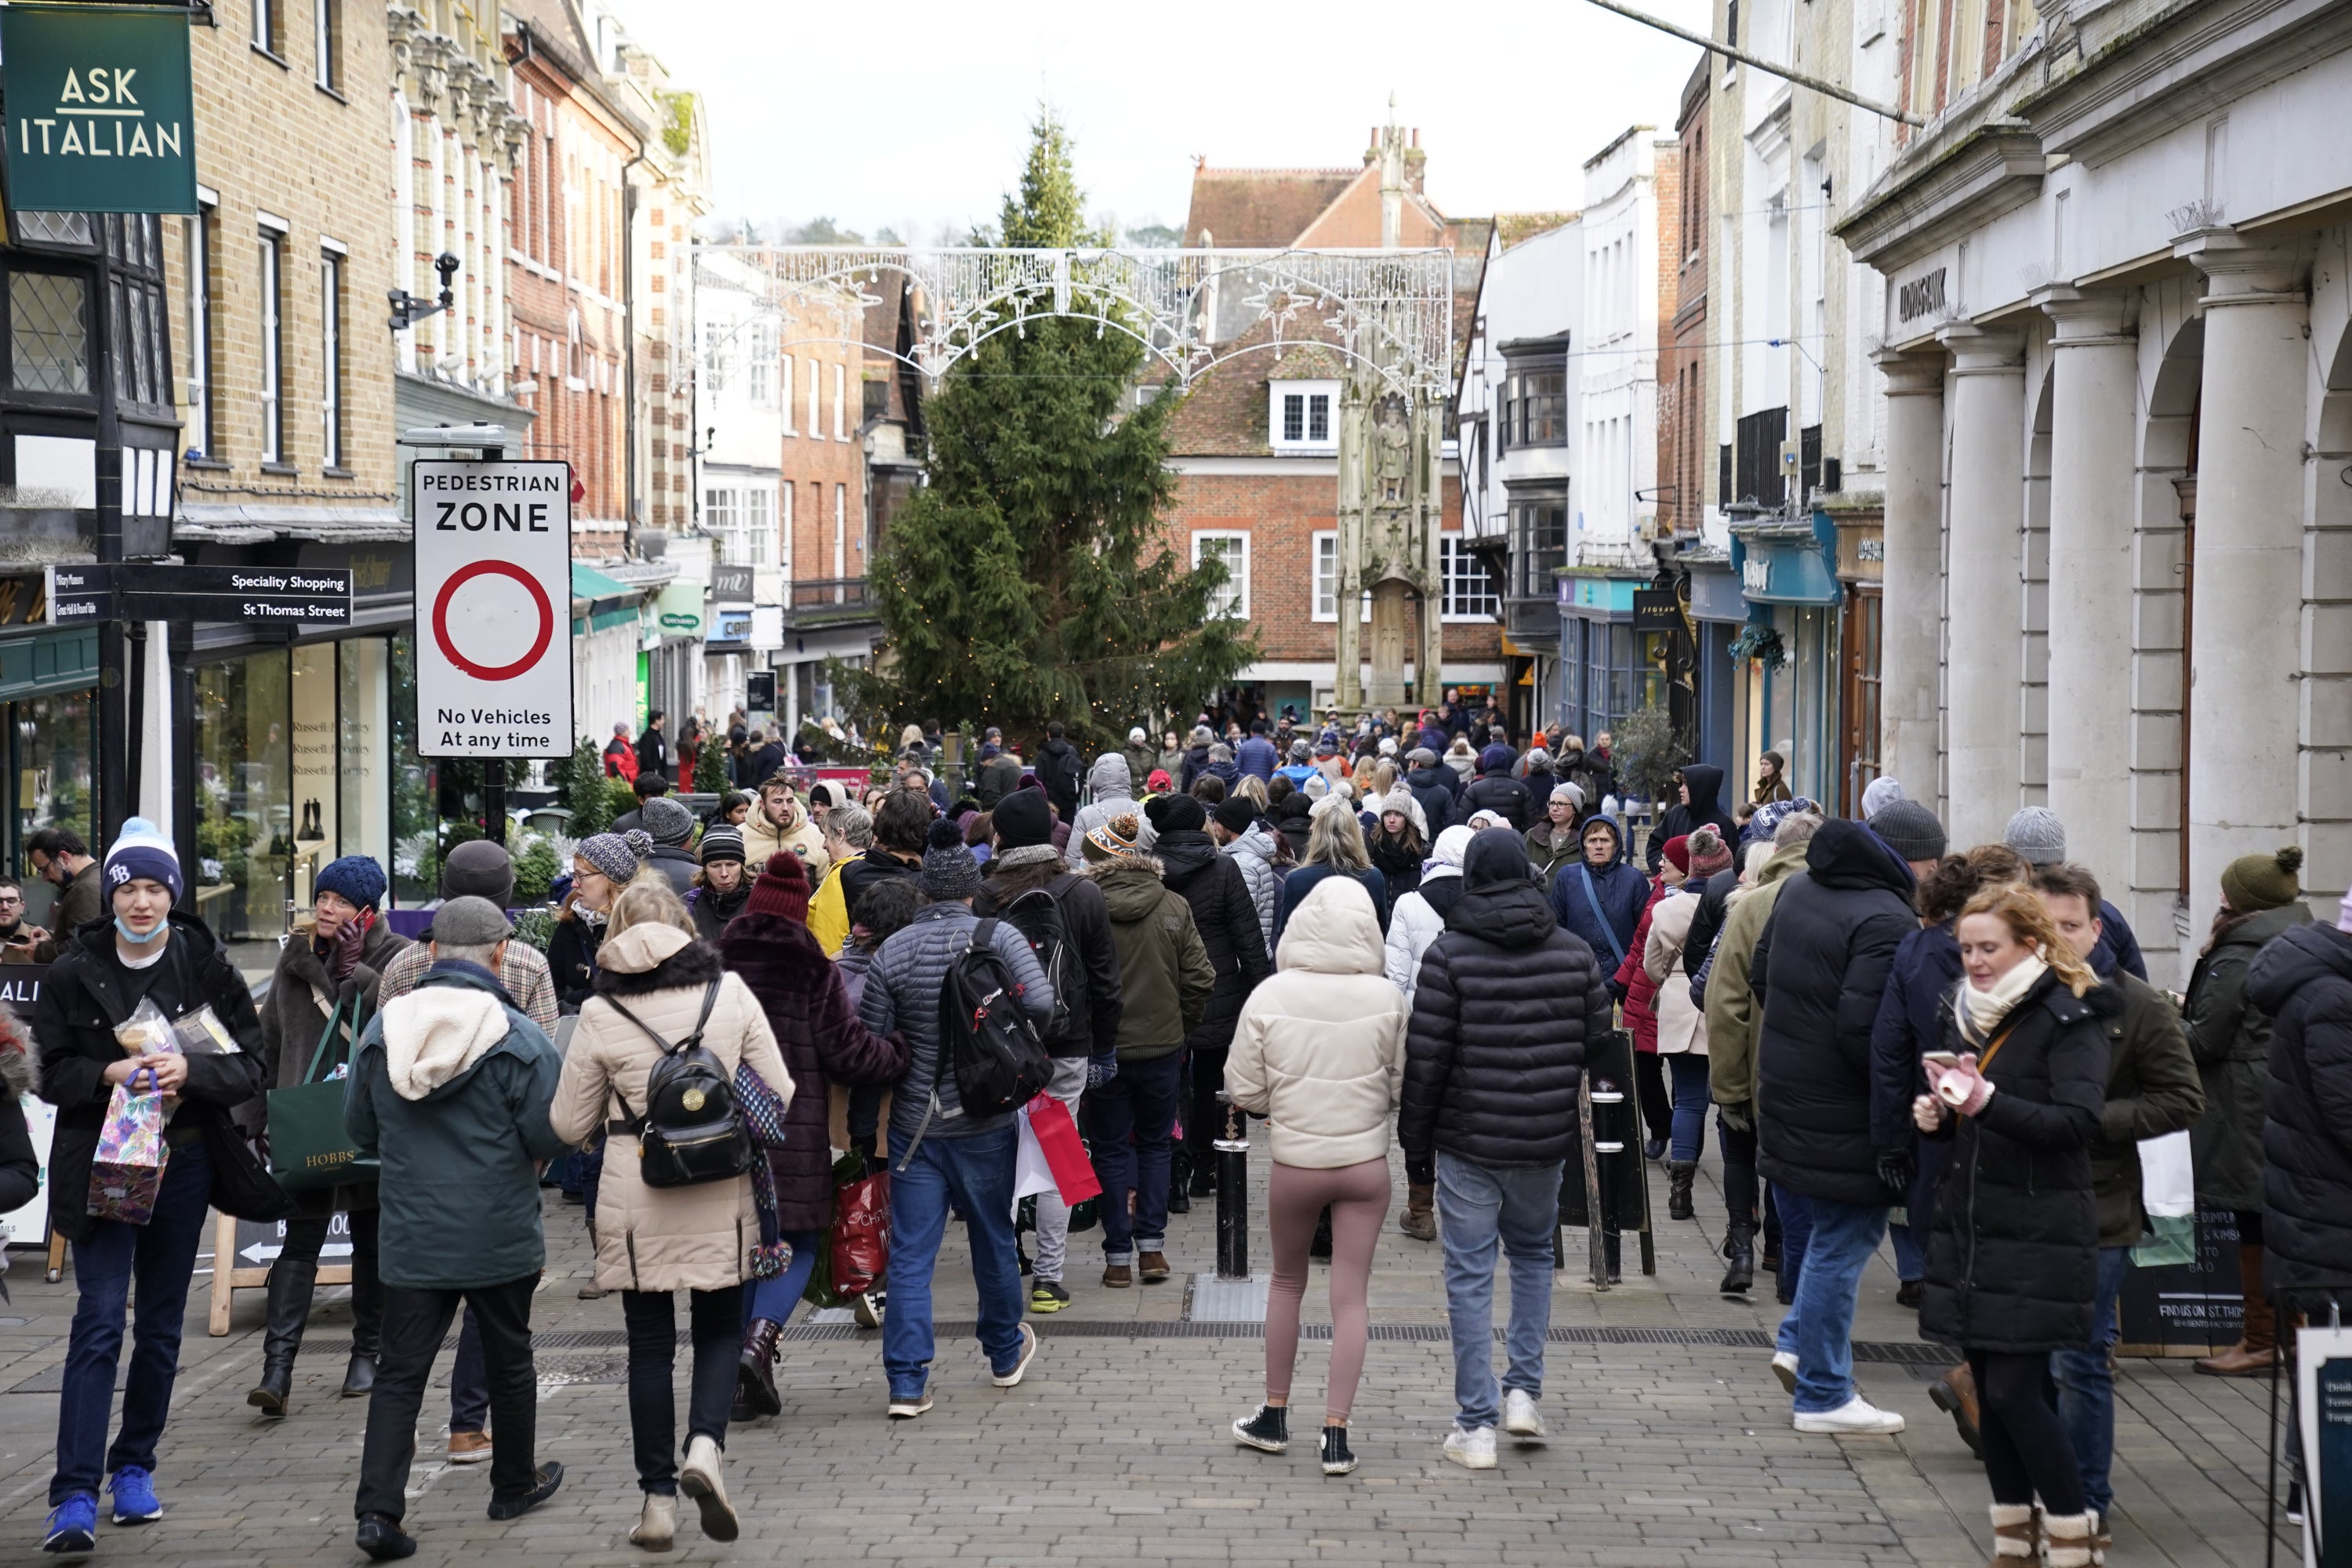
[1214,1090,1249,1280]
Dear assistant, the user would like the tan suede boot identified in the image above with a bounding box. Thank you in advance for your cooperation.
[2194,1243,2274,1376]
[1987,1504,2038,1564]
[2043,1510,2096,1568]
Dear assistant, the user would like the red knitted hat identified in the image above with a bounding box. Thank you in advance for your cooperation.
[746,851,810,925]
[1661,834,1692,875]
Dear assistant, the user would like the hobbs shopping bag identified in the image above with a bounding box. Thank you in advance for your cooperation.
[268,995,379,1192]
[88,1068,169,1225]
[830,1153,891,1298]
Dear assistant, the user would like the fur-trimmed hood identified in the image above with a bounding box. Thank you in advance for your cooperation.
[593,932,725,996]
[0,1006,36,1096]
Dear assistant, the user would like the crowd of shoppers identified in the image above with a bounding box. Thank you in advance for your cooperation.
[16,699,2352,1564]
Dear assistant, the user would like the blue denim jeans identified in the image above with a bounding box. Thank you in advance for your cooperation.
[884,1123,1025,1399]
[1771,1185,1814,1305]
[1666,1054,1710,1162]
[1086,1051,1182,1265]
[746,1229,822,1324]
[2051,1244,2130,1516]
[52,1139,214,1504]
[1436,1152,1562,1431]
[1889,1221,1925,1283]
[1774,1196,1888,1414]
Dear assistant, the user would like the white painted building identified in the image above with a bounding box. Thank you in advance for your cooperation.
[694,251,786,720]
[1840,0,2352,981]
[1577,129,1672,568]
[1457,218,1583,720]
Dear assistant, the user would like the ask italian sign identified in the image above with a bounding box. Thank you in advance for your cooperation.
[1,5,198,216]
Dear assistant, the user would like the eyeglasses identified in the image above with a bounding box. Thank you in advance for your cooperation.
[0,895,21,906]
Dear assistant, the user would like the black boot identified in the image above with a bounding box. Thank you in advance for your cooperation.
[1167,1149,1192,1215]
[1719,1222,1755,1296]
[735,1317,783,1419]
[248,1255,318,1417]
[344,1211,380,1396]
[1667,1161,1697,1221]
[1189,1157,1218,1198]
[1310,1206,1334,1262]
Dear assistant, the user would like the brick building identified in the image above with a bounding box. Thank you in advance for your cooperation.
[1164,129,1501,724]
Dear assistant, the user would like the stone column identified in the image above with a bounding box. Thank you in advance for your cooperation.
[1936,325,2027,851]
[2177,228,2314,933]
[2036,287,2140,887]
[1875,348,1947,812]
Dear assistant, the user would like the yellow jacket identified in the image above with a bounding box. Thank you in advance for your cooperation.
[807,865,850,956]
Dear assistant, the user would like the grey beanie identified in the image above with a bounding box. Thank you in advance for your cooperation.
[2004,805,2066,866]
[640,795,695,848]
[918,842,982,902]
[1870,800,1948,862]
[432,895,513,948]
[579,829,651,884]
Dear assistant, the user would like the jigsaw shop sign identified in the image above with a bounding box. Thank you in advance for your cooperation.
[2,5,199,216]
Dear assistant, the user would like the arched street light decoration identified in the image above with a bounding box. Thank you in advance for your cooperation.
[688,245,1458,400]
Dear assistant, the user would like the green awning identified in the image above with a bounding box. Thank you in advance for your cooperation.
[570,563,635,608]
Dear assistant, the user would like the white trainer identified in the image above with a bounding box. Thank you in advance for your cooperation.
[1771,1350,1799,1394]
[1443,1425,1499,1469]
[1502,1388,1547,1441]
[1793,1396,1906,1435]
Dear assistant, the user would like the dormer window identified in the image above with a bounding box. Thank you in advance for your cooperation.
[1269,379,1338,451]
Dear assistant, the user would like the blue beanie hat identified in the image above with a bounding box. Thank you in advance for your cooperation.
[314,855,387,911]
[103,816,182,903]
[1478,743,1515,774]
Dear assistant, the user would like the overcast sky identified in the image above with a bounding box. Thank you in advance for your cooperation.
[612,0,1713,242]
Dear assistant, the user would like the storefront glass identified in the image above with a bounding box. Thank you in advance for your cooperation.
[341,638,392,888]
[10,691,95,926]
[389,632,436,906]
[194,648,292,942]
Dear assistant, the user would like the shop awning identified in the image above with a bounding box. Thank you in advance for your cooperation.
[571,563,635,612]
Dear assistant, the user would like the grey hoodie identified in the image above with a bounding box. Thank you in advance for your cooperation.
[1066,751,1158,869]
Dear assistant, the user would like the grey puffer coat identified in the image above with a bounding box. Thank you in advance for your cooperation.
[858,902,1053,1144]
[1221,823,1283,955]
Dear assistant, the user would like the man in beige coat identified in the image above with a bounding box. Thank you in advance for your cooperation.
[742,776,830,883]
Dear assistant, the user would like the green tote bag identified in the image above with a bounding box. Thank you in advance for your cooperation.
[267,993,380,1193]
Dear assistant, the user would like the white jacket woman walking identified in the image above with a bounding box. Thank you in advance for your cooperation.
[550,878,792,1551]
[1224,877,1408,1477]
[1643,825,1734,1221]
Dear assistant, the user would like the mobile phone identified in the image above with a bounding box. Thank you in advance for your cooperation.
[1920,1051,1961,1070]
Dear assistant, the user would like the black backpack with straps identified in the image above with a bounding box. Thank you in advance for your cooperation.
[601,980,754,1189]
[938,918,1052,1119]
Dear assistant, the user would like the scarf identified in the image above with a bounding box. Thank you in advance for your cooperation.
[1953,951,2047,1049]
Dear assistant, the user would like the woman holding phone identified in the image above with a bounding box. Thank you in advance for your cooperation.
[1912,884,2108,1567]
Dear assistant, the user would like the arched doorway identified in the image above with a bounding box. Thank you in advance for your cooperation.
[2140,314,2203,945]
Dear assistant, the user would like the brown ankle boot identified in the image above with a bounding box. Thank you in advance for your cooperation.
[2042,1509,2096,1568]
[1929,1362,1980,1456]
[1399,1183,1436,1241]
[1988,1503,2038,1563]
[2195,1243,2275,1376]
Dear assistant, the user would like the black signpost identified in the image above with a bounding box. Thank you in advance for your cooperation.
[46,564,353,625]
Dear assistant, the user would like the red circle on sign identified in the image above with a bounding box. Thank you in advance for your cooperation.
[433,560,554,682]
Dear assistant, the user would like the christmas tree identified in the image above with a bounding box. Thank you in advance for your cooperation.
[838,111,1253,746]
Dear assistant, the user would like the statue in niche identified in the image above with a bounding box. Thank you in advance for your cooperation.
[1374,394,1411,504]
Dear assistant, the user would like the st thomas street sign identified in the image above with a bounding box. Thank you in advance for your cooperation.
[411,459,575,759]
[1,5,198,216]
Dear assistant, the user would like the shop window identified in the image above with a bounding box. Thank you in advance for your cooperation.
[340,639,390,895]
[194,648,292,942]
[9,692,96,927]
[1509,499,1566,599]
[10,273,90,396]
[1504,363,1567,447]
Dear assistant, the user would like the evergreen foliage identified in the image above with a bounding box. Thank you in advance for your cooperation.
[837,111,1254,748]
[557,738,615,836]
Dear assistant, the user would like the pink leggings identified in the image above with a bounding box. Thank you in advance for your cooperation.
[1265,1157,1393,1422]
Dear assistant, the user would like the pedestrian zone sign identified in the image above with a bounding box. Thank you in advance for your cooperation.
[412,459,573,759]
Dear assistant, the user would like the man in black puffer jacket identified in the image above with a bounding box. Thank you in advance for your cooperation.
[1749,815,1919,1435]
[1646,763,1740,874]
[1401,828,1611,1463]
[1148,795,1270,1209]
[1461,745,1533,833]
[2256,914,2352,1309]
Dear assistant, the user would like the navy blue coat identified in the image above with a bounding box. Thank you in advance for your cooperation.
[1869,920,1962,1225]
[1549,815,1649,969]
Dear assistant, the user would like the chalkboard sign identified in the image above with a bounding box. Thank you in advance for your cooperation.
[2118,1209,2245,1356]
[230,1213,356,1267]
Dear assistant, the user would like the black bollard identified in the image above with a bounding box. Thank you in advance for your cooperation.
[1214,1091,1249,1280]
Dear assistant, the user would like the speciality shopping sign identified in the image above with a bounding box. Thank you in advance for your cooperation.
[412,459,572,759]
[0,4,199,215]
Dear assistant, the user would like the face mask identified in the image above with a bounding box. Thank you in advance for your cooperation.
[114,914,167,944]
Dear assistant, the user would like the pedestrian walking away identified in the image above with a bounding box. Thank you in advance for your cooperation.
[857,825,1053,1417]
[550,878,795,1549]
[1913,885,2109,1567]
[1645,828,1733,1220]
[343,896,568,1561]
[1225,876,1408,1477]
[1400,827,1610,1469]
[36,820,268,1555]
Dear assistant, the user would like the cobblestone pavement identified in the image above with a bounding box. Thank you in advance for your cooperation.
[0,1145,2296,1566]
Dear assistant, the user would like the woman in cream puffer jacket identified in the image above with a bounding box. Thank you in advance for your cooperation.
[1223,876,1408,1474]
[550,877,791,1548]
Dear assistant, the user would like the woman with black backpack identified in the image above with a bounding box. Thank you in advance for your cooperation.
[550,878,793,1552]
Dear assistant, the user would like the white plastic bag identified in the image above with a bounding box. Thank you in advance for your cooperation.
[2140,1128,2194,1219]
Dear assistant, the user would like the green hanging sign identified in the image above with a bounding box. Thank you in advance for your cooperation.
[2,4,198,216]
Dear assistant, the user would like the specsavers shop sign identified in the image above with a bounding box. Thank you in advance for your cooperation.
[1,5,198,216]
[412,459,574,760]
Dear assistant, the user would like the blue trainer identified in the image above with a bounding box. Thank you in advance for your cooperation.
[44,1493,97,1552]
[108,1465,162,1524]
